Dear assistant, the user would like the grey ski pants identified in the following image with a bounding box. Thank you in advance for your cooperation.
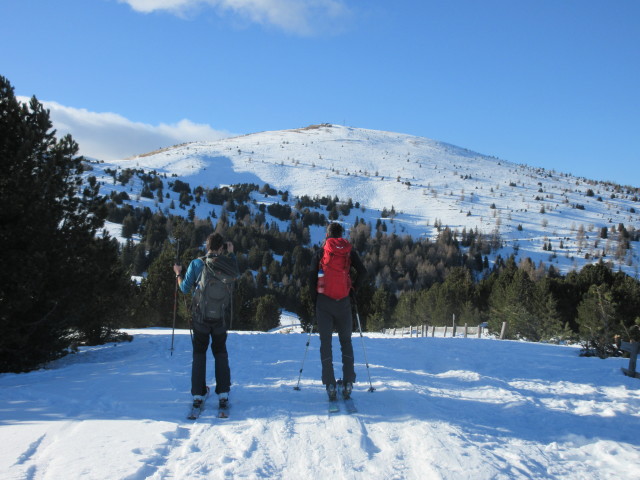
[316,294,356,385]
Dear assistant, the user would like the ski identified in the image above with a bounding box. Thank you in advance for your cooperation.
[218,401,230,419]
[327,384,340,414]
[187,404,204,420]
[337,380,357,414]
[187,387,210,420]
[343,396,358,414]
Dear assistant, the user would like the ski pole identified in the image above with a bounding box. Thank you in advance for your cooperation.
[293,323,314,390]
[352,292,375,392]
[170,239,180,356]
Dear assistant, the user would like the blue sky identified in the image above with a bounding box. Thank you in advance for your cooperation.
[2,0,639,187]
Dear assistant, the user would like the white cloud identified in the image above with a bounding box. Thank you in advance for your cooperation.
[118,0,350,35]
[18,97,233,161]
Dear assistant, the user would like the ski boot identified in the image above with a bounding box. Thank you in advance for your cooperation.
[343,382,353,399]
[218,392,229,409]
[192,386,210,409]
[326,383,337,401]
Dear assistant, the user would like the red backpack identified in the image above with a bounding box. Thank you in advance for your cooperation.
[318,237,352,300]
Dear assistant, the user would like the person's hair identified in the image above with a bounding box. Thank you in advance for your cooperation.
[326,222,343,239]
[206,233,225,252]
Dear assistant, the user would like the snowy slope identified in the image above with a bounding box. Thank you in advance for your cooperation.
[90,124,640,276]
[1,328,639,479]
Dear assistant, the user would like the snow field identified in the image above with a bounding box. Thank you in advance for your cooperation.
[1,329,639,479]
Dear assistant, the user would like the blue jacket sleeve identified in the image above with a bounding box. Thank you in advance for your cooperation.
[179,258,204,295]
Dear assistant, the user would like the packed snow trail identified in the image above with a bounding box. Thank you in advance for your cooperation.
[1,328,639,479]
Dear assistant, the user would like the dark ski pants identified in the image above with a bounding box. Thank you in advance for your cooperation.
[191,320,230,396]
[316,294,356,386]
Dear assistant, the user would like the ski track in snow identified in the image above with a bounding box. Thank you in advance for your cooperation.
[1,329,639,479]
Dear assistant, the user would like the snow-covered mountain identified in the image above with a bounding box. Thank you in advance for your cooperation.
[91,124,640,277]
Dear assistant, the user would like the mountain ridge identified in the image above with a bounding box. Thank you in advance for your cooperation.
[91,124,640,277]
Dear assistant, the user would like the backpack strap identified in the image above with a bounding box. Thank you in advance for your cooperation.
[196,256,208,290]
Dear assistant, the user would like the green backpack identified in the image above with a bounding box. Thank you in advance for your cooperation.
[191,254,239,328]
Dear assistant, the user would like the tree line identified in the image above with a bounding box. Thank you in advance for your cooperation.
[114,196,640,360]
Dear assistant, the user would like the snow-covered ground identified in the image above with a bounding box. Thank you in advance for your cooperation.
[2,327,639,479]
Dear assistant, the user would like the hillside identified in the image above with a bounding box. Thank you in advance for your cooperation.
[1,328,639,479]
[89,124,640,277]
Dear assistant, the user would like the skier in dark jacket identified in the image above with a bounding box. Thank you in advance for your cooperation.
[309,222,367,400]
[174,233,239,410]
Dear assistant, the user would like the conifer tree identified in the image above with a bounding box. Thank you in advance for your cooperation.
[233,271,258,330]
[367,287,392,331]
[577,285,619,357]
[137,241,180,327]
[253,294,280,331]
[0,76,129,371]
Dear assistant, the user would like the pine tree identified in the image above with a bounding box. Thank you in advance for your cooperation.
[122,214,137,238]
[0,76,129,371]
[367,287,392,331]
[253,294,280,331]
[488,267,538,340]
[233,271,258,330]
[137,241,181,327]
[577,285,619,357]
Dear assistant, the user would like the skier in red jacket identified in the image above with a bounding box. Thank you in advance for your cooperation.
[309,222,367,400]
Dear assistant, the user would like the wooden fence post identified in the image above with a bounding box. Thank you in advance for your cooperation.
[464,323,468,338]
[500,322,507,340]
